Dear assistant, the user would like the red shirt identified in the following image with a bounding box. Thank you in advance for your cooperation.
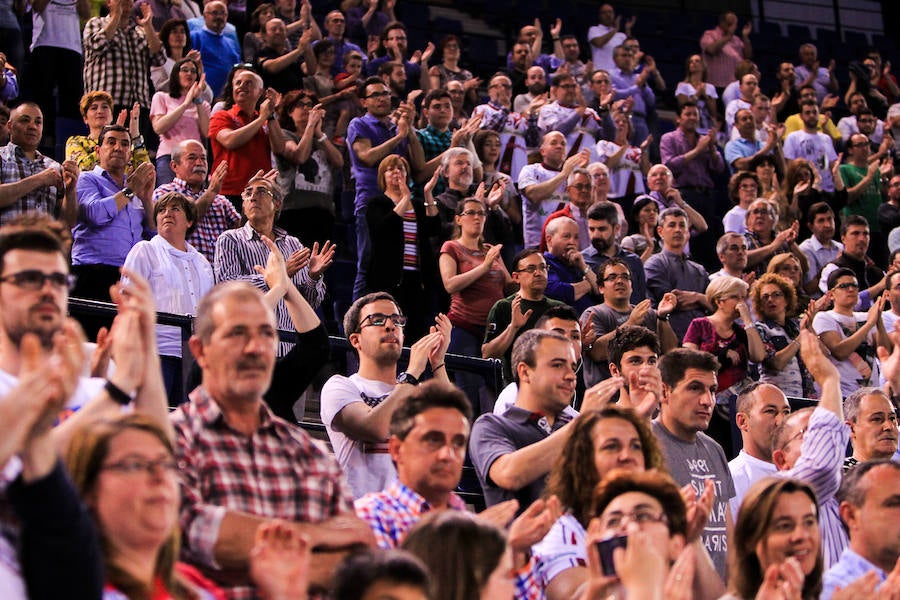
[209,105,273,196]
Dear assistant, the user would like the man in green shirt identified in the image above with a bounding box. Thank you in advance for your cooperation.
[840,132,893,265]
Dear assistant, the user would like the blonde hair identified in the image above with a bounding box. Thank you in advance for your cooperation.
[706,275,749,310]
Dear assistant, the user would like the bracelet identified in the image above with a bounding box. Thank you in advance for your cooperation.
[432,363,445,372]
[105,380,135,406]
[317,133,328,143]
[423,201,436,207]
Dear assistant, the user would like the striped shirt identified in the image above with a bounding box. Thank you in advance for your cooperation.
[82,17,165,107]
[0,143,61,223]
[213,222,325,356]
[401,209,418,271]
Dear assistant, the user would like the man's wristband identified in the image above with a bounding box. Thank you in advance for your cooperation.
[657,312,671,322]
[105,380,136,405]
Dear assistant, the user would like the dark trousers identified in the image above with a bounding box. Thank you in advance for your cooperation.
[71,263,120,340]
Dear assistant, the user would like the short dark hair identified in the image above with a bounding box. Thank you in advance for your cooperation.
[608,325,659,369]
[800,98,819,110]
[313,38,336,59]
[358,75,386,99]
[333,548,430,600]
[826,267,857,290]
[597,257,632,280]
[511,329,569,383]
[389,380,473,439]
[511,247,542,271]
[805,201,833,225]
[343,292,400,338]
[677,100,699,115]
[658,348,719,388]
[586,201,620,225]
[841,214,869,237]
[153,192,198,236]
[422,89,451,109]
[0,225,67,273]
[97,124,129,146]
[535,305,580,328]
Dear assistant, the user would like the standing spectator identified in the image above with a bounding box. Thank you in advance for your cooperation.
[66,91,150,174]
[208,69,286,210]
[428,34,478,104]
[725,108,779,173]
[587,4,632,72]
[879,173,900,236]
[473,129,522,245]
[366,22,429,95]
[151,19,215,104]
[0,0,23,72]
[724,72,759,132]
[0,103,78,227]
[621,195,660,261]
[595,111,649,203]
[28,0,90,149]
[795,43,838,104]
[581,200,647,303]
[152,139,239,264]
[711,232,750,279]
[744,198,807,277]
[783,100,838,192]
[538,73,603,162]
[610,45,656,146]
[344,0,395,48]
[837,92,885,145]
[676,54,719,132]
[319,10,364,76]
[190,1,241,97]
[841,133,891,264]
[257,19,314,94]
[700,11,753,92]
[82,0,164,115]
[812,268,889,398]
[818,216,885,309]
[150,58,211,185]
[0,55,16,107]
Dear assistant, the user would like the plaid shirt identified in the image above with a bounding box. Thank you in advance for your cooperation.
[214,222,325,355]
[82,16,165,106]
[416,125,452,161]
[153,178,241,263]
[173,386,353,600]
[354,480,541,600]
[0,142,62,224]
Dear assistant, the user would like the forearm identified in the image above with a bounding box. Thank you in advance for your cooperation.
[522,173,566,203]
[151,102,190,135]
[825,325,874,360]
[571,279,593,301]
[442,263,490,295]
[262,49,302,74]
[217,119,266,149]
[214,510,268,569]
[0,176,45,208]
[267,120,287,155]
[482,325,518,358]
[354,135,404,167]
[489,427,571,490]
[657,320,678,353]
[768,340,800,371]
[60,189,78,229]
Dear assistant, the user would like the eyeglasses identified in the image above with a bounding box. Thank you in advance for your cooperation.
[241,186,274,200]
[360,313,407,329]
[760,291,785,302]
[365,90,391,99]
[0,270,75,291]
[834,281,860,290]
[598,509,669,531]
[461,209,486,217]
[101,457,179,477]
[603,272,632,282]
[559,83,578,89]
[296,101,316,109]
[779,427,806,451]
[516,264,548,274]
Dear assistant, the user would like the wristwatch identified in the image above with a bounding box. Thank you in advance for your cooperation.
[657,312,671,322]
[122,187,135,200]
[396,372,420,386]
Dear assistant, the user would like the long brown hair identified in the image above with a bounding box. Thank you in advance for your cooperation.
[545,406,666,527]
[65,415,196,600]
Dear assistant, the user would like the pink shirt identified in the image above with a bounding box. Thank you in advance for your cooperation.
[150,91,209,157]
[700,27,745,88]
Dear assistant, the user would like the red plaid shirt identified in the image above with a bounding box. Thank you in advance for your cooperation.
[173,387,353,600]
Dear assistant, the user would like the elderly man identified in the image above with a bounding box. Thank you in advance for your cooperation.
[321,292,450,499]
[209,69,285,211]
[518,132,589,248]
[645,207,712,341]
[542,216,600,314]
[538,73,603,162]
[257,19,314,93]
[821,461,900,598]
[214,175,331,356]
[153,139,239,263]
[723,73,759,132]
[843,388,899,471]
[710,232,750,280]
[0,103,78,227]
[174,282,374,598]
[318,10,364,75]
[795,43,838,103]
[82,0,164,110]
[190,1,240,96]
[538,167,592,253]
[72,124,155,302]
[700,11,753,90]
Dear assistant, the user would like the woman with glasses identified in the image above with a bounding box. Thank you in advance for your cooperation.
[150,57,211,185]
[750,273,815,398]
[744,199,809,277]
[684,276,765,407]
[439,196,514,411]
[65,414,310,600]
[811,267,889,398]
[723,171,761,235]
[724,477,823,600]
[676,54,719,133]
[274,90,343,247]
[365,156,440,339]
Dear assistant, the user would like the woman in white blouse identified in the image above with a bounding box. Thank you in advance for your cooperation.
[123,192,214,403]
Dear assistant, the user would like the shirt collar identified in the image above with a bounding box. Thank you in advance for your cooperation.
[386,480,467,514]
[241,221,287,241]
[189,385,276,431]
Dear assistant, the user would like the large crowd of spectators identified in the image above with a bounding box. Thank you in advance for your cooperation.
[3,0,900,598]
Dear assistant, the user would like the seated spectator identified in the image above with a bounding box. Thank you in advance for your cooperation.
[729,383,790,514]
[365,156,440,339]
[684,276,765,405]
[645,207,712,341]
[173,282,374,596]
[722,171,760,234]
[710,232,750,280]
[620,195,661,261]
[123,192,214,402]
[580,200,647,303]
[273,90,343,247]
[321,292,451,498]
[72,124,155,305]
[725,108,779,174]
[332,548,430,600]
[439,198,514,410]
[676,54,719,132]
[818,216,885,309]
[768,253,810,314]
[750,273,813,398]
[151,18,215,104]
[595,111,649,203]
[66,414,311,599]
[727,478,824,599]
[580,259,676,387]
[822,460,900,598]
[66,91,150,174]
[813,268,888,399]
[542,216,601,314]
[752,154,793,225]
[744,199,807,277]
[784,100,839,193]
[0,103,78,227]
[842,388,899,470]
[190,1,241,96]
[150,57,211,185]
[700,11,753,92]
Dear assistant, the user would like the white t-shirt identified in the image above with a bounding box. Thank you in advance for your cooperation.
[31,0,82,53]
[723,205,748,234]
[518,163,567,248]
[812,310,879,398]
[728,449,778,516]
[783,130,838,192]
[533,513,587,587]
[595,140,645,199]
[320,373,397,499]
[587,24,625,72]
